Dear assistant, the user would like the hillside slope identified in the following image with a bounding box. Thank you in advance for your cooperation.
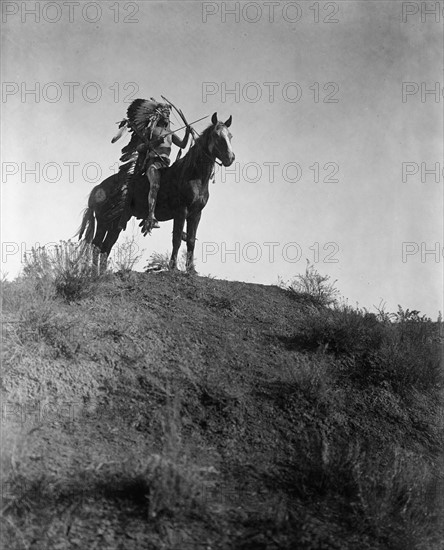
[1,270,443,550]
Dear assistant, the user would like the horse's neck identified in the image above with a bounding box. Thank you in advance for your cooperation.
[183,145,215,186]
[200,157,215,184]
[190,143,215,184]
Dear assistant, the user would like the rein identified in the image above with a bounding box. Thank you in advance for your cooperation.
[181,129,223,184]
[198,133,224,184]
[202,147,223,167]
[188,126,223,168]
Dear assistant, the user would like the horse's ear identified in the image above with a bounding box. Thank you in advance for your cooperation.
[211,113,218,125]
[224,115,232,128]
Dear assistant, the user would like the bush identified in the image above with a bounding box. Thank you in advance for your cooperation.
[22,241,101,302]
[281,262,340,307]
[292,303,384,356]
[108,235,144,273]
[291,302,442,393]
[145,249,187,272]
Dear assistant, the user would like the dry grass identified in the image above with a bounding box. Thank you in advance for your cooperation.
[144,249,188,272]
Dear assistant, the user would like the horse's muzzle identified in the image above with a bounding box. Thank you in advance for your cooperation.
[222,152,235,167]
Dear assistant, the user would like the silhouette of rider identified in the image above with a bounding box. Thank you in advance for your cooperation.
[139,109,190,235]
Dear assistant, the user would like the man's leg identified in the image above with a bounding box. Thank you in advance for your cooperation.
[141,163,161,235]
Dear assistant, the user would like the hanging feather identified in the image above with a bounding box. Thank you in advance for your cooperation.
[111,119,128,143]
[120,133,138,156]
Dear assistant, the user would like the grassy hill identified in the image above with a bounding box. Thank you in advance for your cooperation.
[1,251,443,549]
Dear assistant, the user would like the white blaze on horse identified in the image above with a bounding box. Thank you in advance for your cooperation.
[77,113,234,273]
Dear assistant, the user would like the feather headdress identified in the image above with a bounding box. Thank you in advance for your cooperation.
[111,98,171,164]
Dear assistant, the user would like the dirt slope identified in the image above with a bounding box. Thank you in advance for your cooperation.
[1,271,442,550]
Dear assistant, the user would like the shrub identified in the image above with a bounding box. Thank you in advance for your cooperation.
[292,303,384,357]
[291,302,442,393]
[22,241,101,302]
[108,235,144,273]
[281,261,340,307]
[145,249,187,272]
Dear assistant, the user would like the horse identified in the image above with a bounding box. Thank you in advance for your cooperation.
[77,113,234,273]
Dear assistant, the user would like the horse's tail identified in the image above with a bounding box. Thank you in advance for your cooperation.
[76,206,95,243]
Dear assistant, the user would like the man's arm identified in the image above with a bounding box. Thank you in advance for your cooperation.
[172,127,191,149]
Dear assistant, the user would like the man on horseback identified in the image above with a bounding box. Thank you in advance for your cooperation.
[112,98,191,235]
[79,111,234,274]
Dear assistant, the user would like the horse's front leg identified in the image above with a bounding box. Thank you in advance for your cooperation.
[185,212,201,274]
[169,210,187,270]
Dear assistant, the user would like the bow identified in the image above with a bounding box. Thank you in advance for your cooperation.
[161,95,199,142]
[152,115,209,142]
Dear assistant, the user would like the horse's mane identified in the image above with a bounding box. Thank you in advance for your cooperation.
[174,122,218,178]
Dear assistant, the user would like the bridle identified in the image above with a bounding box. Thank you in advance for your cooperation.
[204,124,233,167]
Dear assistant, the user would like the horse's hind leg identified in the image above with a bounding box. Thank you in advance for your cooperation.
[101,227,122,272]
[91,223,107,276]
[91,246,101,276]
[169,210,187,270]
[185,212,201,274]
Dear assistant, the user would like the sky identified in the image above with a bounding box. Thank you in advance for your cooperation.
[1,0,443,318]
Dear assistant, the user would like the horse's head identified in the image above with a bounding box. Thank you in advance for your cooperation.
[208,113,235,167]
